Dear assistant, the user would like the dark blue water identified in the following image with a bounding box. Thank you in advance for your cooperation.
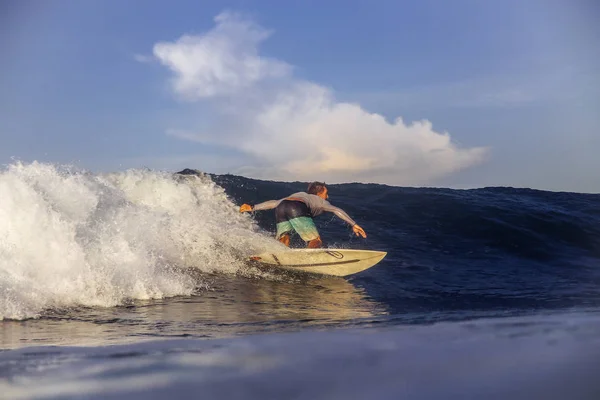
[213,174,600,317]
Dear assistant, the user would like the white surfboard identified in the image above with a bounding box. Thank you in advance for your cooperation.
[249,249,387,277]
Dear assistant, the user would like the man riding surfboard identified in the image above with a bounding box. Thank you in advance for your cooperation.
[239,182,367,248]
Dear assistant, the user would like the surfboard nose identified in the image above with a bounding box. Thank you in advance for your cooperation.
[369,251,387,261]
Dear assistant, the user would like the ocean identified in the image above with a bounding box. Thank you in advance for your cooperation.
[1,161,600,399]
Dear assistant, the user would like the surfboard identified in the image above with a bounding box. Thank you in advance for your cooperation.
[248,249,387,277]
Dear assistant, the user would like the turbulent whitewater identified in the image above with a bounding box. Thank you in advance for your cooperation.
[0,162,280,320]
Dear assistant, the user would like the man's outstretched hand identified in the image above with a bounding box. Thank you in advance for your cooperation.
[239,204,253,213]
[353,224,367,238]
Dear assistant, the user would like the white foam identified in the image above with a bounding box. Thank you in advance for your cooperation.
[0,162,282,320]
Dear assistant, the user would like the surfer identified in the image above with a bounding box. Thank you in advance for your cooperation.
[239,182,367,248]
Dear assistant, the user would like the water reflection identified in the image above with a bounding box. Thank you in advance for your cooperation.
[1,273,387,350]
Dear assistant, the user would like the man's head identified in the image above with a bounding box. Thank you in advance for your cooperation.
[307,181,328,200]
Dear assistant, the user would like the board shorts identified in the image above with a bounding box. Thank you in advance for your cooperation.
[275,200,319,242]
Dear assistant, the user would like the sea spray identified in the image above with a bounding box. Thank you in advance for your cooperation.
[0,162,282,320]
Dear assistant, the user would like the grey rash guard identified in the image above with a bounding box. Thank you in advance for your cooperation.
[252,192,357,226]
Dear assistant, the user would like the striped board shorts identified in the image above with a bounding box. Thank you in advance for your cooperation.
[275,200,319,241]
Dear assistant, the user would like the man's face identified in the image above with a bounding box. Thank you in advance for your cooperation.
[318,187,329,200]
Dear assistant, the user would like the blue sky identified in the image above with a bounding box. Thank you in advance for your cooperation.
[1,0,599,192]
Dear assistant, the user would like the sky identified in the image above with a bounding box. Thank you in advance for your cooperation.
[1,0,599,192]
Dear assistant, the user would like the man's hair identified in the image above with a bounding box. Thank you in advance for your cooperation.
[307,181,327,195]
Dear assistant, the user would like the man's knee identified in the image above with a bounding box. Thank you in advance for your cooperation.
[307,237,322,248]
[279,234,290,246]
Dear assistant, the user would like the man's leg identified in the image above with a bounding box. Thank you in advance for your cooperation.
[275,202,295,247]
[289,217,321,248]
[276,221,293,247]
[307,237,322,248]
[279,233,291,246]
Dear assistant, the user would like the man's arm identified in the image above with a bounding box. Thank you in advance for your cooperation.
[322,204,367,238]
[239,199,282,213]
[323,204,357,226]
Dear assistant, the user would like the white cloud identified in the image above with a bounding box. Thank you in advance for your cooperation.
[153,12,290,99]
[151,11,489,185]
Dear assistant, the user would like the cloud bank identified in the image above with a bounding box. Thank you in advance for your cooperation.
[151,12,488,185]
